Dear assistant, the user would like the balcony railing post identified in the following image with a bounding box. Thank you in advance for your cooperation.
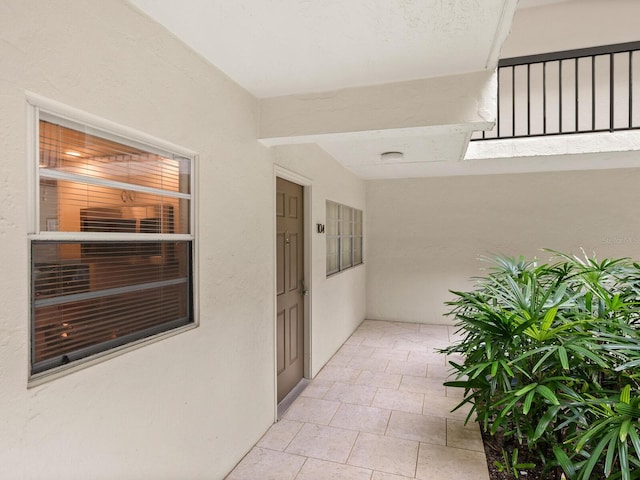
[497,67,501,138]
[527,63,531,136]
[559,60,563,133]
[610,53,615,132]
[543,62,547,135]
[592,56,596,131]
[575,57,579,132]
[512,65,516,137]
[629,50,633,129]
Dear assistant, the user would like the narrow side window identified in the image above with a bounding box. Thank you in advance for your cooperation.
[326,200,363,276]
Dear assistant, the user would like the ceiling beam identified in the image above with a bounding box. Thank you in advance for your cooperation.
[258,71,497,146]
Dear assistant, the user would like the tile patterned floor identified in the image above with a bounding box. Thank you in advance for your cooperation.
[226,320,488,480]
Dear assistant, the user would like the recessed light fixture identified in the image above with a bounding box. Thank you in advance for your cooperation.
[64,150,82,157]
[380,151,404,162]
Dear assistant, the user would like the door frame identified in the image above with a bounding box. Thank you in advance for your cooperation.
[273,165,313,418]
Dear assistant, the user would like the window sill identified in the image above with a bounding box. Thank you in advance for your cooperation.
[28,322,198,388]
[326,262,364,278]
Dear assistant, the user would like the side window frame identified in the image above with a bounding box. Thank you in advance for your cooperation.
[326,200,363,277]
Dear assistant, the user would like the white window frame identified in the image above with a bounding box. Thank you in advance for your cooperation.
[326,200,363,277]
[27,93,198,384]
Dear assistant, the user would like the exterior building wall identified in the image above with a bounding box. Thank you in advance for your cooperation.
[366,168,640,324]
[0,1,366,478]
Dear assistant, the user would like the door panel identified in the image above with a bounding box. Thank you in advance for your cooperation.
[289,304,299,363]
[276,233,285,295]
[276,192,285,217]
[288,196,298,218]
[277,309,286,375]
[288,233,298,292]
[276,177,305,403]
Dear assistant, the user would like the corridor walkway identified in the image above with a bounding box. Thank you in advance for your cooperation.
[226,320,489,480]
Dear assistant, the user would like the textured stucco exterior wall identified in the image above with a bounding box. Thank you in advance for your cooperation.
[0,1,365,478]
[366,168,640,324]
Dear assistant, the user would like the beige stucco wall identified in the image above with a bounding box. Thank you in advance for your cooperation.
[366,168,640,324]
[0,1,365,478]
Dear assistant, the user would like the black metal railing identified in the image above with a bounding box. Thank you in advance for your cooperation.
[472,41,640,141]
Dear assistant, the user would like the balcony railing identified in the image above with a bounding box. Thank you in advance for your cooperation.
[472,41,640,141]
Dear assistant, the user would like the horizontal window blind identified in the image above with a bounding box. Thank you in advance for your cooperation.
[32,114,194,375]
[39,121,189,188]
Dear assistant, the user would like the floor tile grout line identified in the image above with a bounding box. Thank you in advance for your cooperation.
[281,420,306,453]
[326,398,343,426]
[344,430,361,467]
[319,379,334,400]
[413,441,421,479]
[445,417,449,448]
[292,456,309,480]
[383,403,391,437]
[368,386,379,407]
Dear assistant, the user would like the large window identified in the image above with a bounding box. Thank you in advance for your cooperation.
[30,110,195,377]
[326,200,363,276]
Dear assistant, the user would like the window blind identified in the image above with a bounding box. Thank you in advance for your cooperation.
[32,116,194,375]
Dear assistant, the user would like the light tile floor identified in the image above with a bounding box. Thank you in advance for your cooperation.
[226,320,489,480]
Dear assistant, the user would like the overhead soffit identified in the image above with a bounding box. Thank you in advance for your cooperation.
[128,0,511,99]
[132,1,613,178]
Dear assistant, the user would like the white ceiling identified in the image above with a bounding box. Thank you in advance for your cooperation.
[129,0,513,98]
[131,0,600,179]
[318,132,471,179]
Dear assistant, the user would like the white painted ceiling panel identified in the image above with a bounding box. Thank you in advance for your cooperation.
[319,133,469,178]
[129,0,510,98]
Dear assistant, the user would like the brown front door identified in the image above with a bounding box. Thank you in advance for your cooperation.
[276,177,305,403]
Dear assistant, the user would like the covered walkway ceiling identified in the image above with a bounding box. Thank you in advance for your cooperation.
[128,0,604,179]
[128,0,519,98]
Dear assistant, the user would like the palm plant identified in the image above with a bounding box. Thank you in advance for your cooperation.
[442,251,640,479]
